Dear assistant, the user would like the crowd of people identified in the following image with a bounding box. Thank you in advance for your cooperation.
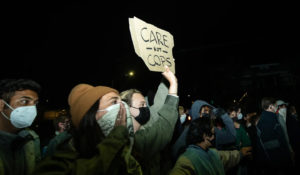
[0,65,299,175]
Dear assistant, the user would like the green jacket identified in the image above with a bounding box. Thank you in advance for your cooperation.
[134,92,179,175]
[235,125,251,150]
[32,126,142,175]
[0,128,41,175]
[169,147,241,175]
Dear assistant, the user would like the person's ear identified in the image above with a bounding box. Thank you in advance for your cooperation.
[268,105,273,110]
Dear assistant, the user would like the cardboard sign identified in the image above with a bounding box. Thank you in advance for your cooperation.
[129,16,175,73]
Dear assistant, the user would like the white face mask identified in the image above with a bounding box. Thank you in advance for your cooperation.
[1,100,37,128]
[180,114,186,124]
[97,101,134,137]
[279,108,287,120]
[237,113,243,120]
[247,122,252,127]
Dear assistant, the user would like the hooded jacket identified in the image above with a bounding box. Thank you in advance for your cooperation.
[172,100,236,160]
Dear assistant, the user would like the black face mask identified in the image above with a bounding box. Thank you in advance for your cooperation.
[232,117,238,122]
[134,107,150,125]
[201,112,210,118]
[210,137,216,147]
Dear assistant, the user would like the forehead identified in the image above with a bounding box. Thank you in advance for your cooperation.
[131,93,145,102]
[202,106,211,111]
[11,90,39,101]
[100,92,120,102]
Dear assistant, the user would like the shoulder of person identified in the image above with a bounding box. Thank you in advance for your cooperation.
[18,128,39,139]
[26,129,40,139]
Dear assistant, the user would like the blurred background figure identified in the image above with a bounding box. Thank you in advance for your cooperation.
[179,106,186,124]
[256,97,293,175]
[53,113,70,135]
[42,111,72,158]
[286,104,300,169]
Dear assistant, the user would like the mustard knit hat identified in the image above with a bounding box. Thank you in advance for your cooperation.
[68,84,118,128]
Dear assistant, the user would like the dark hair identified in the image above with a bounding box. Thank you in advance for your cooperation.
[72,100,105,158]
[261,97,276,110]
[0,79,41,102]
[288,105,297,115]
[186,117,213,145]
[227,106,237,114]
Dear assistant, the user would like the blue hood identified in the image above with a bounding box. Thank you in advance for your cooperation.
[190,100,215,120]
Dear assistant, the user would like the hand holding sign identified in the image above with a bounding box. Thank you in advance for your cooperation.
[129,16,175,74]
[162,66,178,95]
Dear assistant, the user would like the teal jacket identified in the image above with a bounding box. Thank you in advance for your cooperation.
[42,131,72,158]
[170,145,241,175]
[170,145,225,175]
[0,129,41,175]
[32,126,142,175]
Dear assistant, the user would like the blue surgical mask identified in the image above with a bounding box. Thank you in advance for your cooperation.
[1,100,37,128]
[180,114,186,123]
[237,113,243,120]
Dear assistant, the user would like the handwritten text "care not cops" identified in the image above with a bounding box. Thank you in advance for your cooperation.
[140,27,172,67]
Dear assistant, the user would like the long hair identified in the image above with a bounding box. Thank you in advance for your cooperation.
[72,100,105,158]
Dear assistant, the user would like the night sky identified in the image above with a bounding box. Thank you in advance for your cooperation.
[2,1,300,111]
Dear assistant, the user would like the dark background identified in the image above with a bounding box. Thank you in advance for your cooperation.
[2,0,300,112]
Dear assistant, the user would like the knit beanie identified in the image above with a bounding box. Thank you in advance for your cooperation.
[68,84,118,128]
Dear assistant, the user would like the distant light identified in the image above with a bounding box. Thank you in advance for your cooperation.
[187,94,191,97]
[129,71,134,77]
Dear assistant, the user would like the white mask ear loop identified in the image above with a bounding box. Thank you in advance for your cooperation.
[1,100,14,120]
[2,100,15,110]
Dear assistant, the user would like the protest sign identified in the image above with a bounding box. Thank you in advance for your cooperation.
[129,16,175,73]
